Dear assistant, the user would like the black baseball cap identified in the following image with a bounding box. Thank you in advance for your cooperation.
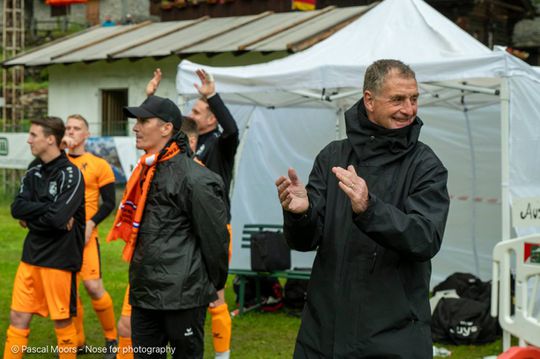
[123,95,183,130]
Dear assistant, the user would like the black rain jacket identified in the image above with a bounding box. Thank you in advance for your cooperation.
[129,137,230,310]
[284,99,450,358]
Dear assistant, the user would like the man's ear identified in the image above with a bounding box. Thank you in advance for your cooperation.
[47,135,55,145]
[364,90,375,113]
[161,122,174,137]
[208,113,217,127]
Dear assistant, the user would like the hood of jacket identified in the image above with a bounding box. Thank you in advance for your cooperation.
[345,98,422,166]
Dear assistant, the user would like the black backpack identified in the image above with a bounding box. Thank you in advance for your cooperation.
[250,231,291,272]
[433,272,492,303]
[431,297,499,344]
[431,273,500,345]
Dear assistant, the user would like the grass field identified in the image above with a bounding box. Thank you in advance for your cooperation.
[0,201,506,358]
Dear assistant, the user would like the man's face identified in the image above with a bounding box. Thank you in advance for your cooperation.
[189,100,216,134]
[27,124,52,158]
[65,117,89,148]
[364,70,419,129]
[132,117,169,153]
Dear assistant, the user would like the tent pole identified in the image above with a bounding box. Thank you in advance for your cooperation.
[462,100,480,277]
[429,82,500,96]
[500,77,510,242]
[499,76,511,351]
[228,106,256,201]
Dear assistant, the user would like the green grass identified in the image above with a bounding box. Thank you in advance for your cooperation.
[0,202,505,358]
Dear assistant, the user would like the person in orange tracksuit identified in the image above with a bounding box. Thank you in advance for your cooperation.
[5,116,85,359]
[63,114,117,358]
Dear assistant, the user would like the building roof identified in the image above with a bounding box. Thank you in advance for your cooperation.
[3,5,375,67]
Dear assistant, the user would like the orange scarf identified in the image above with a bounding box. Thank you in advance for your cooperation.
[107,141,180,262]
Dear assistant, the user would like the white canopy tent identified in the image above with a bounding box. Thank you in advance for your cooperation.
[176,0,540,284]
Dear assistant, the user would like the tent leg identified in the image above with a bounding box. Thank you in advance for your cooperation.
[503,331,511,351]
[500,76,512,353]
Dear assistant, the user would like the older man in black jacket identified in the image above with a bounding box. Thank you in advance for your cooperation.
[276,59,450,358]
[109,95,229,359]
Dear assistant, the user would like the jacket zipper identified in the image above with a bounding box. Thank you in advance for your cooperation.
[370,245,378,273]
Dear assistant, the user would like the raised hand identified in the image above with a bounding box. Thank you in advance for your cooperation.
[275,168,309,214]
[332,165,369,214]
[194,69,215,98]
[60,135,77,150]
[145,68,162,96]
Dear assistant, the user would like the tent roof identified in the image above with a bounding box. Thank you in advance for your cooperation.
[3,5,373,67]
[177,0,540,98]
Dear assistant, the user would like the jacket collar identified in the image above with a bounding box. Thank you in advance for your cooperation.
[345,98,422,165]
[40,151,70,172]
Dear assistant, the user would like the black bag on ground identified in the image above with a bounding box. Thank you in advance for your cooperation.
[431,297,499,344]
[284,278,309,309]
[433,272,491,303]
[250,231,291,272]
[431,272,500,345]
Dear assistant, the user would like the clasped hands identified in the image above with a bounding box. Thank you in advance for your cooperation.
[275,165,369,215]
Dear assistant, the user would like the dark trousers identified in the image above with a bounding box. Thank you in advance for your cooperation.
[131,305,207,359]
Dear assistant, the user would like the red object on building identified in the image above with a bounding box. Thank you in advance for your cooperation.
[498,347,540,359]
[46,0,87,5]
[292,0,316,11]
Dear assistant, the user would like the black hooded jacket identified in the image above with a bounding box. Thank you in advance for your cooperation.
[284,99,450,358]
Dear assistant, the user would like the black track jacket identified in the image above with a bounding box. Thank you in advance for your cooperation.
[284,99,450,358]
[11,152,85,272]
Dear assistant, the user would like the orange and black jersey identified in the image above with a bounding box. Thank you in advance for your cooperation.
[68,152,115,228]
[11,152,85,271]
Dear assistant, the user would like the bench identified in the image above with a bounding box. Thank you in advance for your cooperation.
[229,224,311,316]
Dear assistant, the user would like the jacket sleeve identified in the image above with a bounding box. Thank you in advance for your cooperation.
[354,153,450,261]
[283,145,330,252]
[11,168,49,220]
[91,182,116,225]
[26,165,85,232]
[190,172,229,290]
[208,93,239,156]
[208,93,238,139]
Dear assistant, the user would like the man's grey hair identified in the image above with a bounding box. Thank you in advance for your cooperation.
[363,59,416,94]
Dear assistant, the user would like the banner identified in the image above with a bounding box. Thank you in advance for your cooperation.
[0,133,137,184]
[0,133,33,169]
[512,197,540,228]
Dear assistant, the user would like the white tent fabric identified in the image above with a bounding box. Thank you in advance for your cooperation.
[176,0,540,285]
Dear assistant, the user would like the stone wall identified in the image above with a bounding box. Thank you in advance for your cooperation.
[22,0,150,29]
[514,17,540,47]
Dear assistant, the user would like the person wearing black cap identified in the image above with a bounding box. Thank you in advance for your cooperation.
[107,95,230,359]
[146,69,237,359]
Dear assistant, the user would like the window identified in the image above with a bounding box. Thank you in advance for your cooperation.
[51,5,70,17]
[102,89,128,136]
